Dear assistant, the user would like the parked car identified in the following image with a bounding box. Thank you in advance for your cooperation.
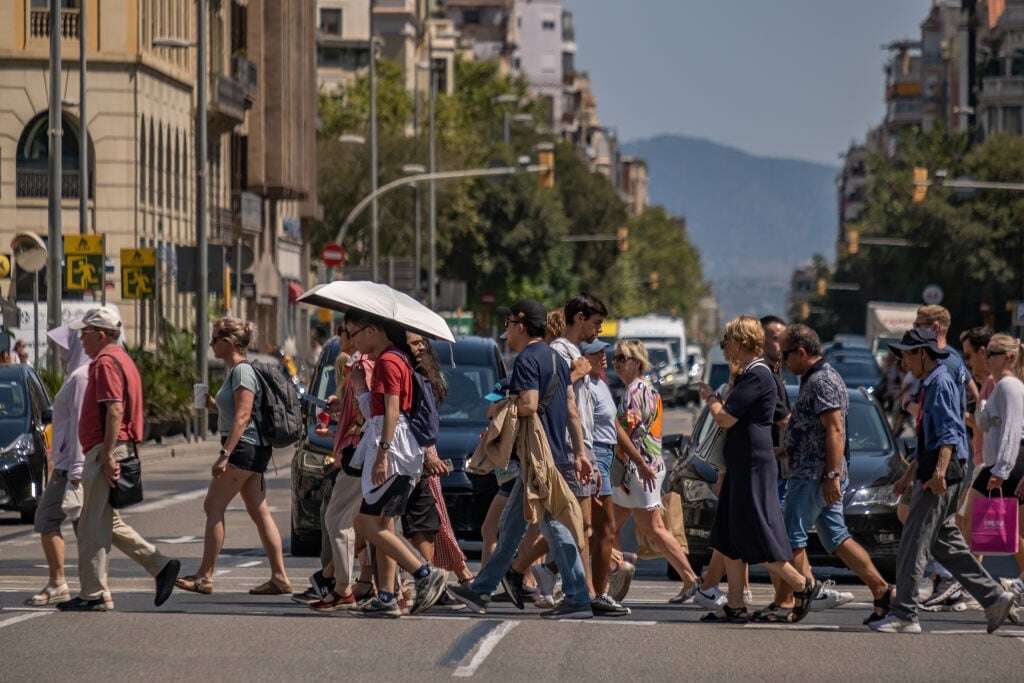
[288,335,509,556]
[683,344,705,404]
[702,346,730,395]
[678,386,907,579]
[826,351,882,392]
[644,341,687,407]
[0,364,53,524]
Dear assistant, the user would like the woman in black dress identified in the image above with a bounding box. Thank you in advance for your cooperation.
[699,316,821,623]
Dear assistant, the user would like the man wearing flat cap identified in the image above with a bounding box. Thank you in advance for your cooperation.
[870,328,1015,633]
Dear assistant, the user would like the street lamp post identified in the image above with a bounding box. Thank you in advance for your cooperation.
[46,0,64,370]
[402,163,427,297]
[369,1,379,282]
[492,94,518,146]
[79,0,93,306]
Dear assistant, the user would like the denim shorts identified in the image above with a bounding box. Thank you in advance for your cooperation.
[592,443,614,497]
[783,477,851,554]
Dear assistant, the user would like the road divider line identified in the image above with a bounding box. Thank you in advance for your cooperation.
[0,611,50,630]
[235,560,262,568]
[453,619,519,678]
[744,623,840,631]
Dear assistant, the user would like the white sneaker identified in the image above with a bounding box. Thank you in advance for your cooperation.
[694,585,727,611]
[743,588,754,607]
[809,579,855,612]
[531,565,561,607]
[1000,577,1024,598]
[869,613,922,633]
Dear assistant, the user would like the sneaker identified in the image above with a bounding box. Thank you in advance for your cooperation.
[291,586,324,605]
[56,596,112,612]
[154,559,181,607]
[608,561,636,603]
[920,587,970,613]
[435,588,467,610]
[923,577,960,607]
[669,583,698,605]
[448,583,489,615]
[541,601,593,620]
[531,564,560,606]
[411,567,448,615]
[309,590,358,612]
[694,586,727,611]
[500,570,528,610]
[358,596,402,618]
[985,591,1016,634]
[534,593,562,609]
[1000,577,1024,598]
[591,593,631,617]
[743,588,754,608]
[869,612,922,633]
[809,579,856,612]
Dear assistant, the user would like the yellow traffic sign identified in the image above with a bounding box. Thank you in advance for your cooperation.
[0,255,10,279]
[64,234,104,255]
[121,248,157,300]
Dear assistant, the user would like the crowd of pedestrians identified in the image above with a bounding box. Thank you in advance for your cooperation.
[22,296,1023,633]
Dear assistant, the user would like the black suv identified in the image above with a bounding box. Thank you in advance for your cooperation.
[288,335,508,556]
[0,364,53,524]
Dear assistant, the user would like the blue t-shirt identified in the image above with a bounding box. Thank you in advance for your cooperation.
[510,341,571,468]
[939,348,971,460]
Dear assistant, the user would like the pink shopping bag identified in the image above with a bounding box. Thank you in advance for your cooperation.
[970,493,1020,556]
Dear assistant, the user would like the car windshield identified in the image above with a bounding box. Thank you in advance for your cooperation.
[0,381,27,418]
[848,401,891,452]
[439,364,496,424]
[648,348,670,368]
[831,359,880,381]
[708,363,730,391]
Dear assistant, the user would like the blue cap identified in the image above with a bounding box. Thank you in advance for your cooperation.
[579,339,609,355]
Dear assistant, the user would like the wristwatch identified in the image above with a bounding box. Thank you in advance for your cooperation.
[824,469,842,480]
[219,448,228,458]
[377,441,392,451]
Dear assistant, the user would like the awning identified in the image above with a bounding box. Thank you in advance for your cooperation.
[287,281,304,303]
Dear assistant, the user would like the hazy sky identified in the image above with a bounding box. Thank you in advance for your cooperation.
[565,0,932,165]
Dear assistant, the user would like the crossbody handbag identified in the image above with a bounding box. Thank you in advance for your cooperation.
[104,355,144,509]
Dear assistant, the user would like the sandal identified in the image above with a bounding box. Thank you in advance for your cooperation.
[700,605,748,623]
[790,578,822,624]
[25,584,70,606]
[249,579,292,595]
[863,584,895,625]
[175,575,214,595]
[751,603,792,623]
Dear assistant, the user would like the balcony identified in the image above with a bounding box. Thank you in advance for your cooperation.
[231,56,258,102]
[979,76,1024,105]
[208,75,249,132]
[29,7,80,40]
[16,169,91,199]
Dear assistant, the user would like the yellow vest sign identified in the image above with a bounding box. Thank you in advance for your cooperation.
[64,235,104,292]
[121,248,157,300]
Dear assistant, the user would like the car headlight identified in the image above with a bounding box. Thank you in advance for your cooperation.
[848,483,899,508]
[0,433,33,466]
[662,373,675,384]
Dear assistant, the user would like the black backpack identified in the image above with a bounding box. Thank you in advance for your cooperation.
[381,350,440,448]
[239,360,303,448]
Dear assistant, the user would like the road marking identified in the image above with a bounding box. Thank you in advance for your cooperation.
[1,607,52,612]
[0,611,50,630]
[577,618,657,626]
[744,623,841,631]
[452,619,520,678]
[235,560,262,568]
[154,536,201,544]
[214,569,232,577]
[929,628,1024,636]
[127,488,207,513]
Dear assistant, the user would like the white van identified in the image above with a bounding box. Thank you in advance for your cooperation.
[617,315,688,373]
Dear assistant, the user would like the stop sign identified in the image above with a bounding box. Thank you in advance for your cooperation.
[321,243,346,267]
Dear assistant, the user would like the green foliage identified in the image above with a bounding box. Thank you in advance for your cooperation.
[127,322,196,425]
[823,127,1024,338]
[314,57,707,321]
[38,365,64,399]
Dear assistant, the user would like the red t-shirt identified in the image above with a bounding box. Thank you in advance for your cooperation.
[78,345,145,453]
[370,348,413,417]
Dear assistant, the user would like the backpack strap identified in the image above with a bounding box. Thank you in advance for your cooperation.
[537,349,559,416]
[233,360,266,446]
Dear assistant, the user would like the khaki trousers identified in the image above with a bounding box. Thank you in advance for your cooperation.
[77,444,169,599]
[322,472,363,586]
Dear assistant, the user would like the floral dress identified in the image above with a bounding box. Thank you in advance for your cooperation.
[612,377,665,510]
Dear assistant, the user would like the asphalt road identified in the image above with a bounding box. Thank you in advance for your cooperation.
[2,408,1023,681]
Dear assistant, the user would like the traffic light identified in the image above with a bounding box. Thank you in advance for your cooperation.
[617,226,629,252]
[538,148,555,189]
[648,271,660,291]
[816,277,828,297]
[912,166,929,204]
[846,228,859,255]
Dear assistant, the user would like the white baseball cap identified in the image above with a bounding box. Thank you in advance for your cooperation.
[69,306,123,332]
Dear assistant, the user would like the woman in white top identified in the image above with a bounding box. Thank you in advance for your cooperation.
[971,334,1024,591]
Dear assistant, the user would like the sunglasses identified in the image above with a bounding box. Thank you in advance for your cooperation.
[987,350,1006,359]
[612,353,631,363]
[346,325,370,339]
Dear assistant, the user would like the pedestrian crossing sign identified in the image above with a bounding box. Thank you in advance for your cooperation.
[121,248,157,300]
[63,235,104,291]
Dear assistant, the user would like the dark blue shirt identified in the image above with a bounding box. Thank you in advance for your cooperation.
[510,341,571,468]
[939,349,971,461]
[920,364,968,460]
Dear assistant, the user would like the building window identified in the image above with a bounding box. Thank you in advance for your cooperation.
[31,0,78,6]
[1012,50,1024,77]
[139,116,147,202]
[542,18,556,31]
[320,8,342,35]
[1005,106,1023,135]
[462,9,480,24]
[432,58,448,94]
[16,111,89,198]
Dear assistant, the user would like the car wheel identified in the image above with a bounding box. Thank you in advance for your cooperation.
[289,525,321,557]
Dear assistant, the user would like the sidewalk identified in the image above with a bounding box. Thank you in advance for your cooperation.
[138,434,222,463]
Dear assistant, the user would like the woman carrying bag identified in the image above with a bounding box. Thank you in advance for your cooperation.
[970,334,1024,586]
[176,318,291,596]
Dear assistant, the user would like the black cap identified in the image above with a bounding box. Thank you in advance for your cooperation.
[497,299,546,336]
[889,328,949,359]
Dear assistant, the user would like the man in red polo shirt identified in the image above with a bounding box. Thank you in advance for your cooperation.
[57,307,181,612]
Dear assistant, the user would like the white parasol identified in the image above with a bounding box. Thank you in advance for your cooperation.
[297,280,456,343]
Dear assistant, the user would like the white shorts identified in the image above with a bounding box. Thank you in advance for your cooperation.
[612,465,666,511]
